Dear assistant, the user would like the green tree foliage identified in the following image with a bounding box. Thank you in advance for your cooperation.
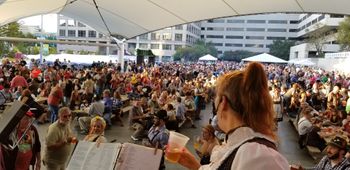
[337,16,350,51]
[0,22,39,57]
[306,23,333,58]
[173,40,218,61]
[221,50,256,62]
[269,40,295,61]
[49,47,57,54]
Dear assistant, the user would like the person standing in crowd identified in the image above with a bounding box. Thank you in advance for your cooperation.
[102,89,113,129]
[78,96,105,135]
[2,111,41,170]
[47,82,64,123]
[10,71,28,89]
[314,136,350,169]
[171,62,289,169]
[43,107,76,170]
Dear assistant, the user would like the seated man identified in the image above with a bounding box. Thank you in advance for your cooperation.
[129,100,146,141]
[314,136,350,169]
[78,96,105,134]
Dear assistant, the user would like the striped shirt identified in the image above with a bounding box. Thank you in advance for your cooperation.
[314,156,350,170]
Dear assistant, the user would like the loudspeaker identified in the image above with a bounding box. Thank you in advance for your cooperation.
[148,56,155,65]
[137,56,144,65]
[0,100,30,144]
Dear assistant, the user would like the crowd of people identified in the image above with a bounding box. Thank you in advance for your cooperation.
[1,57,350,169]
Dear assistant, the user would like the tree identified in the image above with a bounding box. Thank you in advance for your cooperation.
[269,40,295,61]
[221,50,256,62]
[306,23,334,58]
[337,16,350,51]
[173,40,217,61]
[0,22,23,57]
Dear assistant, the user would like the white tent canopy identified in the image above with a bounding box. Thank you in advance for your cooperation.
[1,0,350,39]
[198,54,217,61]
[25,54,136,64]
[242,53,287,63]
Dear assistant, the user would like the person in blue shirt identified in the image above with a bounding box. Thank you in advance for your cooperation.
[147,110,169,170]
[103,89,113,128]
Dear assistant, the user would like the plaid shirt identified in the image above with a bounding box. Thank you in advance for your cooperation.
[314,156,350,170]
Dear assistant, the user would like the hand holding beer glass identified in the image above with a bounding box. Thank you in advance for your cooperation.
[165,131,189,163]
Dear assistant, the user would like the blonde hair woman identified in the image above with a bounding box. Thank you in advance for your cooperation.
[170,62,289,170]
[84,116,107,143]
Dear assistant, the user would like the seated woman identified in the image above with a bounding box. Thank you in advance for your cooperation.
[195,124,219,165]
[84,116,107,143]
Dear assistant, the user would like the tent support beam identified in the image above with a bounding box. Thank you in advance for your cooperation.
[0,37,118,47]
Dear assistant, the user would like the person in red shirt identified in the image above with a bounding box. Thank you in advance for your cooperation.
[48,82,64,123]
[30,65,41,79]
[10,71,28,89]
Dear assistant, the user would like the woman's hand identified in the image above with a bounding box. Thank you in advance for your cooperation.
[165,147,201,170]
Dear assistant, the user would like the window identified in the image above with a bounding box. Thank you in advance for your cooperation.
[330,14,344,18]
[226,35,243,39]
[207,27,225,31]
[68,30,75,37]
[67,20,75,27]
[139,34,148,40]
[289,20,299,24]
[227,19,244,23]
[210,19,225,23]
[78,30,86,37]
[201,27,205,30]
[267,37,286,40]
[88,41,96,43]
[245,36,264,40]
[247,20,265,24]
[78,22,86,27]
[151,44,159,49]
[59,29,66,37]
[213,43,223,46]
[162,44,172,50]
[217,51,223,54]
[267,28,287,32]
[289,29,298,32]
[151,33,161,40]
[175,25,183,30]
[59,19,66,26]
[88,31,96,38]
[268,20,288,24]
[162,33,172,40]
[225,43,243,47]
[128,43,136,49]
[318,14,325,21]
[206,35,223,39]
[139,43,148,49]
[226,27,244,31]
[245,44,264,48]
[246,28,265,32]
[174,45,182,50]
[175,34,182,41]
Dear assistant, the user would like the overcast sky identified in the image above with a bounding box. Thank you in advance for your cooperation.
[19,14,57,33]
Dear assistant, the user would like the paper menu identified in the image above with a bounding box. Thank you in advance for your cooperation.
[67,141,121,170]
[66,142,162,170]
[115,143,162,170]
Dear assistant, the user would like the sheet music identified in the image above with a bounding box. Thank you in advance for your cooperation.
[67,141,121,170]
[115,143,162,170]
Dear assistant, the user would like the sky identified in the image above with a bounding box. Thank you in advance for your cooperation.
[19,14,57,33]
